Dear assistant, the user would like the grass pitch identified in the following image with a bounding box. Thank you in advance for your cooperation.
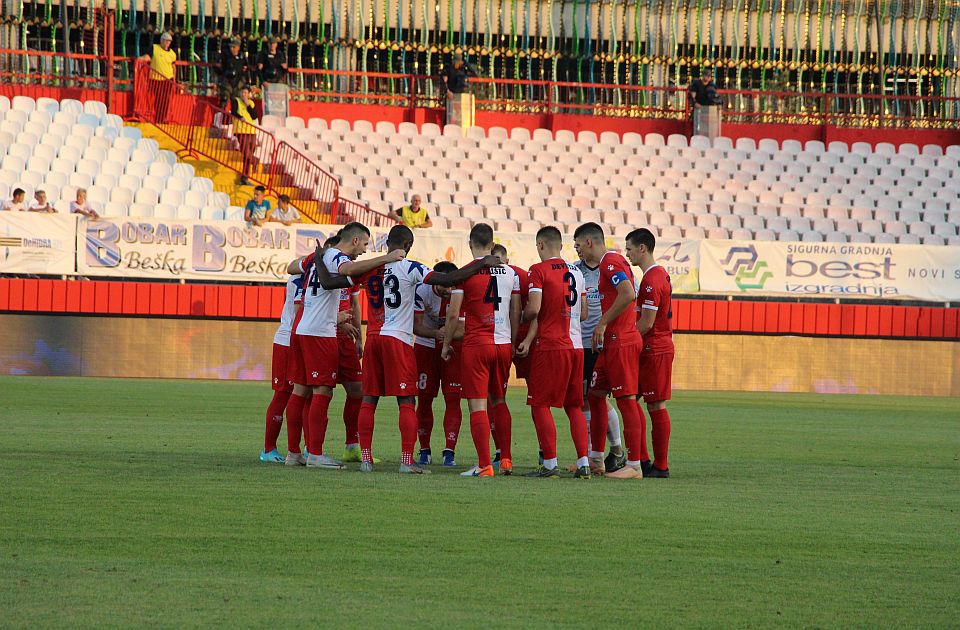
[1,376,958,628]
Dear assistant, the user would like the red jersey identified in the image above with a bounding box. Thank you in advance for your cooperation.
[527,258,586,350]
[637,264,675,354]
[597,251,641,347]
[509,264,531,343]
[453,261,519,346]
[336,284,361,339]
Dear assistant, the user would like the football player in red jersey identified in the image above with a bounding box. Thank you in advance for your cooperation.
[284,222,404,470]
[490,243,529,466]
[573,222,650,479]
[516,226,592,478]
[625,228,674,478]
[442,223,521,478]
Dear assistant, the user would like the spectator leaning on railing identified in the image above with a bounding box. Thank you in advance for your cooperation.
[257,38,288,86]
[388,194,433,228]
[69,188,100,220]
[268,194,300,226]
[1,188,26,212]
[139,32,177,124]
[245,186,271,227]
[29,190,57,213]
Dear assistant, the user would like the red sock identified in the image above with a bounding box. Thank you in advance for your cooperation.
[306,393,332,456]
[490,402,512,460]
[301,395,312,449]
[531,407,557,460]
[416,396,435,450]
[285,393,307,454]
[649,408,671,470]
[358,401,377,463]
[565,405,590,459]
[616,397,649,463]
[489,416,501,454]
[588,395,609,454]
[469,410,492,468]
[443,395,462,450]
[264,390,291,452]
[399,403,418,465]
[343,395,361,445]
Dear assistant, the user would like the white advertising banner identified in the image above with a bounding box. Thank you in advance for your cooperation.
[77,218,343,282]
[0,212,77,275]
[699,240,960,302]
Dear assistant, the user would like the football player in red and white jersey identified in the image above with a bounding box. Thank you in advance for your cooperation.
[625,228,674,478]
[259,272,305,464]
[442,223,522,478]
[491,243,529,466]
[516,226,592,478]
[316,224,495,473]
[285,222,404,470]
[413,260,465,467]
[573,222,650,479]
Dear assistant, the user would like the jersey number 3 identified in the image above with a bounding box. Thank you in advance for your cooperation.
[562,271,578,307]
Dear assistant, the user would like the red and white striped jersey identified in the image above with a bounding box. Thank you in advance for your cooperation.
[453,261,519,346]
[273,274,303,347]
[358,258,432,346]
[527,258,586,350]
[295,248,352,338]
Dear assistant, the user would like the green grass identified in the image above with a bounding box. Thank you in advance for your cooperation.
[1,377,958,628]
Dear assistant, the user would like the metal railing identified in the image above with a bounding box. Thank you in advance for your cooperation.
[133,61,395,227]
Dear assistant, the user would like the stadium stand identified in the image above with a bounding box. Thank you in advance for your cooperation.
[0,95,236,221]
[260,114,960,246]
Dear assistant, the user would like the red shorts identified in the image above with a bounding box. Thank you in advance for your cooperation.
[526,347,584,408]
[362,335,418,397]
[289,334,339,387]
[440,342,463,397]
[513,348,533,380]
[590,342,641,397]
[415,343,442,398]
[271,343,293,392]
[638,351,674,403]
[460,343,512,400]
[336,334,363,384]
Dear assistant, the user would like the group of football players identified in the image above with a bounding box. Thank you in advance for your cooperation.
[259,219,674,479]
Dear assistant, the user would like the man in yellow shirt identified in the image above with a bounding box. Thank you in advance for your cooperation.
[232,86,259,185]
[388,194,433,228]
[139,32,177,124]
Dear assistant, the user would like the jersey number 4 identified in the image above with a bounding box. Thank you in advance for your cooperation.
[368,275,401,309]
[483,276,502,310]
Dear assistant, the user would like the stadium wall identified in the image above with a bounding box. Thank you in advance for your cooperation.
[1,313,957,397]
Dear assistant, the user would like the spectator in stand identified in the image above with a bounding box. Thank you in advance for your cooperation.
[245,186,271,226]
[444,53,476,97]
[232,85,259,185]
[70,188,100,220]
[268,194,300,226]
[138,32,177,124]
[1,188,26,212]
[29,190,57,213]
[257,37,288,86]
[218,38,249,107]
[387,194,433,228]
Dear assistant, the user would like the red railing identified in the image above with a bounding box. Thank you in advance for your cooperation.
[133,60,395,226]
[333,197,400,228]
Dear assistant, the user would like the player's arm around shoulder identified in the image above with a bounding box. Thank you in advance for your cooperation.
[425,255,500,286]
[339,248,405,277]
